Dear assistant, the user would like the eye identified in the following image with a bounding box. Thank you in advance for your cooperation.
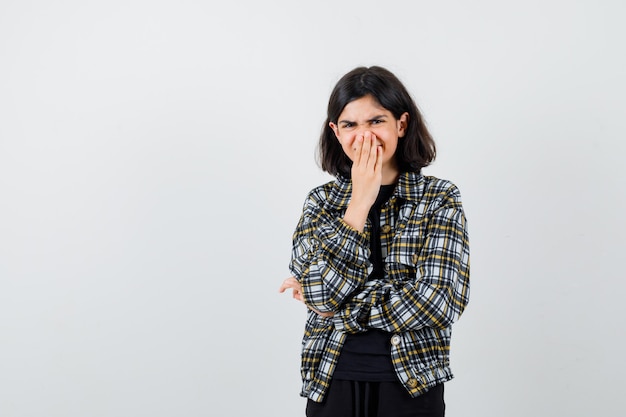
[371,119,383,125]
[341,122,354,128]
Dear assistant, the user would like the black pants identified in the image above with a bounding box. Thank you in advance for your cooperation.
[306,380,445,417]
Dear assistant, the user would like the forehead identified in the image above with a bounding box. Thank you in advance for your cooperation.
[338,95,391,120]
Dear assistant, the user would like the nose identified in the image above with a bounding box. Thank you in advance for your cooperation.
[354,126,373,139]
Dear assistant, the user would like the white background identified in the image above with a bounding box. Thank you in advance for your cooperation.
[1,1,625,416]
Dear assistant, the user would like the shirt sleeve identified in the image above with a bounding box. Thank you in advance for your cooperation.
[332,188,470,333]
[289,187,373,313]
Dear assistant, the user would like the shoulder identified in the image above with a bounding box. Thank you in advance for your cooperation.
[400,172,463,204]
[421,175,462,200]
[412,174,464,211]
[304,180,337,204]
[298,178,346,215]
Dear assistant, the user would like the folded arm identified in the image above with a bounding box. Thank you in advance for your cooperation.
[333,191,470,333]
[288,187,372,313]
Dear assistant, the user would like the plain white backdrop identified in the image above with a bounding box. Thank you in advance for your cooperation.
[1,1,625,416]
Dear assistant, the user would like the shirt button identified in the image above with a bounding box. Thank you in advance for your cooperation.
[381,224,392,234]
[411,254,419,264]
[390,335,401,346]
[407,378,418,388]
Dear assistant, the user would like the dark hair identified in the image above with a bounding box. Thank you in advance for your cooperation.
[317,66,436,177]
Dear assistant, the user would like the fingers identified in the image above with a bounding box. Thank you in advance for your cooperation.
[348,132,383,213]
[279,277,330,315]
[359,134,372,165]
[364,135,377,169]
[352,135,363,164]
[353,133,378,169]
[278,276,299,293]
[374,143,383,173]
[279,276,304,302]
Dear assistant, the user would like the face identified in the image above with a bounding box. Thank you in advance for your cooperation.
[329,95,408,178]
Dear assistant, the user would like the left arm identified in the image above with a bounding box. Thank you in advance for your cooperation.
[333,189,470,333]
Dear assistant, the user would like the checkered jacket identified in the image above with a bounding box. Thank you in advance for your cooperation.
[289,171,470,402]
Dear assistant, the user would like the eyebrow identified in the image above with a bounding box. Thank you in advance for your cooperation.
[338,115,388,125]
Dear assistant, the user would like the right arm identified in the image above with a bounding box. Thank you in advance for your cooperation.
[289,188,372,313]
[288,134,382,314]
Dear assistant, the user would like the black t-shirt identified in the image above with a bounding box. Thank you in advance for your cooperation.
[332,184,398,382]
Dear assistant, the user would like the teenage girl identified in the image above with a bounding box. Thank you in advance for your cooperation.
[279,66,470,417]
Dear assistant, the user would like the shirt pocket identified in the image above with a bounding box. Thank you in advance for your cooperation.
[385,233,423,284]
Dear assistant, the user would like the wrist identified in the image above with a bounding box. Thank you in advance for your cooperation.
[343,203,370,232]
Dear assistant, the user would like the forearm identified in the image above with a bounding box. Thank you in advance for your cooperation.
[334,206,470,333]
[291,217,372,312]
[342,201,370,232]
[333,274,468,334]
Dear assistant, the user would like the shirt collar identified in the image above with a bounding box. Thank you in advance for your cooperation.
[326,171,424,210]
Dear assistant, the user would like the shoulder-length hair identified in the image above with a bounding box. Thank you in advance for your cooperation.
[318,66,436,177]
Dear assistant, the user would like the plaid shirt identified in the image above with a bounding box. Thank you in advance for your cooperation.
[289,171,470,402]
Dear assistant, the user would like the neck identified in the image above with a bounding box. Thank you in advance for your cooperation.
[381,167,400,185]
[381,159,400,184]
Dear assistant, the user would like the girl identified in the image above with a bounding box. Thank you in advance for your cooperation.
[279,66,470,417]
